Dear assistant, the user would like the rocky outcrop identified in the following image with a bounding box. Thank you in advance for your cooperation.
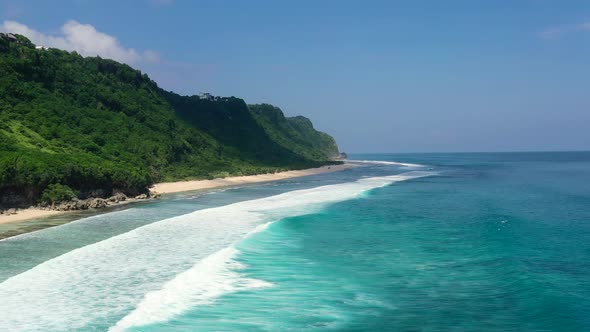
[88,198,108,209]
[107,191,127,203]
[0,189,158,214]
[41,192,156,212]
[1,208,18,215]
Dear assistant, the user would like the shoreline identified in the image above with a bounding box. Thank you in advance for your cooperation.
[0,163,353,227]
[0,209,63,225]
[0,196,146,226]
[151,163,353,195]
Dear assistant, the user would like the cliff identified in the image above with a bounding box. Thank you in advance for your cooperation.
[0,34,340,207]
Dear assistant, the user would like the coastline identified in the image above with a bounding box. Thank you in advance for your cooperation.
[151,163,354,195]
[0,209,62,225]
[0,163,353,227]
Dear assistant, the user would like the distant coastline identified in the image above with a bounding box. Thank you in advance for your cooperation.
[0,163,354,230]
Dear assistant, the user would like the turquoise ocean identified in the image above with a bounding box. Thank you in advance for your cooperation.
[0,152,589,331]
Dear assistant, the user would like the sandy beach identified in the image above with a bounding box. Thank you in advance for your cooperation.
[151,163,354,194]
[0,208,62,225]
[0,163,353,226]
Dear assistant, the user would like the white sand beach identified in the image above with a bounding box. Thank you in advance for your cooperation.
[150,163,354,194]
[0,208,62,225]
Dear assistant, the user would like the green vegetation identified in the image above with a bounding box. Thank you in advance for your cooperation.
[40,184,77,204]
[250,104,340,161]
[0,34,340,207]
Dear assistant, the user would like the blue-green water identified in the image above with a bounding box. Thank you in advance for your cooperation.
[1,152,589,331]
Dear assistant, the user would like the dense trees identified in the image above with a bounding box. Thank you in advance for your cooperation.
[0,35,340,206]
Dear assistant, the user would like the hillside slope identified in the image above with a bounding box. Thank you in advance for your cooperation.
[0,34,340,207]
[249,104,339,161]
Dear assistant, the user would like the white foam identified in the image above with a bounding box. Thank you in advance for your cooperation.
[347,159,425,168]
[110,223,274,332]
[0,171,434,332]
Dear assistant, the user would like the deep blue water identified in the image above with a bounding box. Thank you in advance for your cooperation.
[1,152,589,331]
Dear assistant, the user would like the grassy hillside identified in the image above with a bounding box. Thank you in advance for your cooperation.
[250,104,340,161]
[0,34,340,207]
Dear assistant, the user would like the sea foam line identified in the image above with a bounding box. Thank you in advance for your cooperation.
[0,171,434,332]
[347,159,426,168]
[110,171,435,331]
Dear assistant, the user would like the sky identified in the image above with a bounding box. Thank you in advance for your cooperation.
[1,0,590,153]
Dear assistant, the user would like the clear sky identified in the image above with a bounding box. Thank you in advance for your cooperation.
[2,0,590,153]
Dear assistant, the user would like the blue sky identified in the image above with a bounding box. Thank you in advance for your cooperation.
[2,0,590,153]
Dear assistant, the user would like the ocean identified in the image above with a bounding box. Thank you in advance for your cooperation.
[0,152,589,331]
